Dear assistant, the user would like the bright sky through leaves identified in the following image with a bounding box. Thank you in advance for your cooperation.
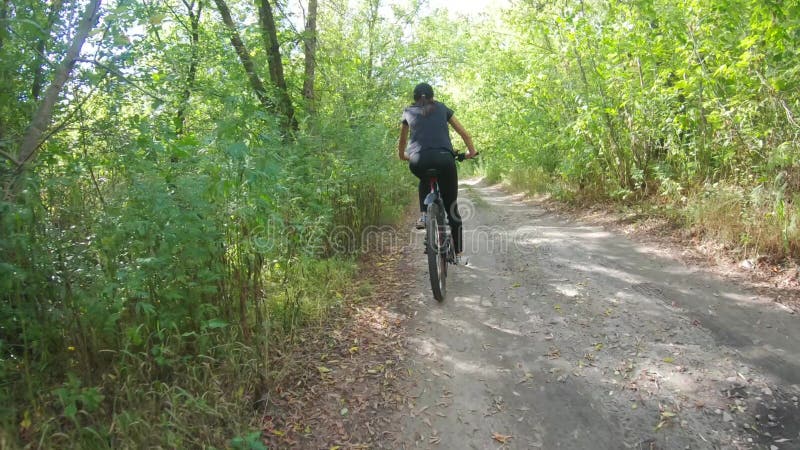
[426,0,509,16]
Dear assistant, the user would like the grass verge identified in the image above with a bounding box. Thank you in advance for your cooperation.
[497,166,799,265]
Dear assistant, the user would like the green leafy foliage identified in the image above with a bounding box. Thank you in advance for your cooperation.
[442,0,800,258]
[230,431,269,450]
[0,0,418,447]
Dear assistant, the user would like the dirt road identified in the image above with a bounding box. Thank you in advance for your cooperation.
[382,180,800,449]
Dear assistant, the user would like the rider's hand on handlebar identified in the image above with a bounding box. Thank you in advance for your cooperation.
[454,150,478,161]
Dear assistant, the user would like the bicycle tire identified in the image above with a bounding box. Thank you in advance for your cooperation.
[426,202,446,301]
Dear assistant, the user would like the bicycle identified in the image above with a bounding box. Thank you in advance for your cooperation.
[423,152,475,301]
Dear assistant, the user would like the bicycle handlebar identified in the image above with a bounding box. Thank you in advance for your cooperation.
[454,151,479,162]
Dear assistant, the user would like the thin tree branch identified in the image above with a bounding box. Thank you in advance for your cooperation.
[273,0,302,37]
[0,0,7,50]
[6,27,60,71]
[176,0,202,135]
[32,0,65,101]
[258,0,297,130]
[38,81,103,152]
[14,0,102,173]
[0,148,20,166]
[76,58,165,102]
[80,107,107,210]
[213,0,276,112]
[164,0,192,32]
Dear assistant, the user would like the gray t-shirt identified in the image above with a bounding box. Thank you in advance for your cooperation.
[402,101,454,156]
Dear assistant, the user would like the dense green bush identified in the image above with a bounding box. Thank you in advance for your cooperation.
[0,0,417,446]
[446,0,799,258]
[0,114,409,447]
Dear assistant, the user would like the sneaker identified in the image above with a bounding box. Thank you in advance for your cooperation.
[415,214,426,229]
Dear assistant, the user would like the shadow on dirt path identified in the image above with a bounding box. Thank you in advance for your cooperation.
[380,180,800,450]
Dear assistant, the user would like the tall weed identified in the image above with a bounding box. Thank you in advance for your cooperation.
[686,179,799,259]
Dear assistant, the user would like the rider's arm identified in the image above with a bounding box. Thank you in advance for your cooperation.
[448,116,477,159]
[398,122,410,161]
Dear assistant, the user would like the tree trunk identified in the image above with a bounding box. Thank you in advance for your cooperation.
[302,0,318,112]
[258,0,297,130]
[366,0,379,80]
[175,0,202,135]
[12,0,102,184]
[213,0,275,113]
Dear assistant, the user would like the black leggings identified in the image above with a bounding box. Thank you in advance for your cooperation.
[409,150,463,253]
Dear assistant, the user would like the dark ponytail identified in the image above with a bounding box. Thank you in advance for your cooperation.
[416,95,435,117]
[413,82,436,117]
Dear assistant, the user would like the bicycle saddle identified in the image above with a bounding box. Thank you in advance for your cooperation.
[425,169,441,177]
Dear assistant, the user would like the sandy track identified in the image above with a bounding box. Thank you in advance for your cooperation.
[382,180,800,449]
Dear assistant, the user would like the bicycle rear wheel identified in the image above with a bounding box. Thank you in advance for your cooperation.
[426,202,446,301]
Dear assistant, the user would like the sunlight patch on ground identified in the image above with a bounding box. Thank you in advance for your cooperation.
[460,177,485,186]
[456,300,490,315]
[481,320,524,336]
[552,283,581,298]
[442,354,497,376]
[568,228,615,239]
[408,332,497,376]
[570,262,642,284]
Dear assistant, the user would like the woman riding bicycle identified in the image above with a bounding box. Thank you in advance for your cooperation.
[398,82,477,263]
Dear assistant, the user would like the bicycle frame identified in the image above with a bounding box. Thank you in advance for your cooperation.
[424,176,440,210]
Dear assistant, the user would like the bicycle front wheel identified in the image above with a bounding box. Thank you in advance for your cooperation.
[426,202,446,301]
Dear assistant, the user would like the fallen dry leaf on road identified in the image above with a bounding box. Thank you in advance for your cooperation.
[492,432,512,443]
